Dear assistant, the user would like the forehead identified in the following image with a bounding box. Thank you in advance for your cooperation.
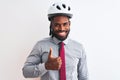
[52,16,69,23]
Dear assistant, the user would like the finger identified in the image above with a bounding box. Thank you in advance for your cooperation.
[57,57,62,61]
[48,48,53,58]
[58,56,61,59]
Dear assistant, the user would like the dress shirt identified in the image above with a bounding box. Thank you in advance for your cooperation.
[22,37,88,80]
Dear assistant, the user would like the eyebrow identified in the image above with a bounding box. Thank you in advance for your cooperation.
[53,21,70,24]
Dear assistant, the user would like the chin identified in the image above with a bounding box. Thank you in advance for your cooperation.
[55,35,68,41]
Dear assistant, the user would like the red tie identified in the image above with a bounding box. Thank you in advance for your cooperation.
[59,42,66,80]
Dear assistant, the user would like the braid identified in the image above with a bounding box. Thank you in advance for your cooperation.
[49,22,53,37]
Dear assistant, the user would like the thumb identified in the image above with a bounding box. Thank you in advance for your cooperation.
[48,48,53,58]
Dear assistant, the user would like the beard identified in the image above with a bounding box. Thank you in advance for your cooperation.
[51,29,70,41]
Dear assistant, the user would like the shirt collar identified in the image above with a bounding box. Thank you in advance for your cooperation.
[52,37,69,45]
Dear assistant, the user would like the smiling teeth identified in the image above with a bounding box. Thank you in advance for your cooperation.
[58,32,66,36]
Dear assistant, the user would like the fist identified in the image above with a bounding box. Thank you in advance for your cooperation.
[45,48,62,70]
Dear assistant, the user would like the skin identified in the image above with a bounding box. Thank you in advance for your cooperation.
[45,16,70,70]
[45,48,62,70]
[51,16,70,41]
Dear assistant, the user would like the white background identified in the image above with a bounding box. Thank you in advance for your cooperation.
[0,0,120,80]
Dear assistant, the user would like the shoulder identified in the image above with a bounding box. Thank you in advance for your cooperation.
[68,38,86,52]
[37,37,52,43]
[68,38,83,47]
[34,37,53,47]
[38,37,51,43]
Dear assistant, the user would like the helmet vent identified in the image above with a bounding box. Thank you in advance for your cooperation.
[68,6,71,11]
[62,4,66,8]
[52,4,55,6]
[56,5,61,10]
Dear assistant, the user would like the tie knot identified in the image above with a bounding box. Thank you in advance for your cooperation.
[59,42,64,46]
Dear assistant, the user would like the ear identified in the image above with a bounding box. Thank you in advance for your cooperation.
[69,21,71,26]
[49,22,53,36]
[50,28,53,31]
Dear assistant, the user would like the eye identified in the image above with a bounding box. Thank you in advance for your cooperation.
[63,22,69,26]
[54,23,60,27]
[63,23,67,26]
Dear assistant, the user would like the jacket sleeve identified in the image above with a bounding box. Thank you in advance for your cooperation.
[78,46,89,80]
[22,42,47,78]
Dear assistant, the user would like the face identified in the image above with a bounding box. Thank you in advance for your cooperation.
[51,16,70,41]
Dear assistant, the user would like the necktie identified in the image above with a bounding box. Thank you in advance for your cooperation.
[59,42,66,80]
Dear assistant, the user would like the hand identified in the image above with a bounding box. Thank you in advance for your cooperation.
[45,48,62,70]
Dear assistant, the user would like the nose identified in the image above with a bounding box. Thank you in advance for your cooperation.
[59,24,64,30]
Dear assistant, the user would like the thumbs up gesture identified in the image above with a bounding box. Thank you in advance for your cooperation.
[45,48,62,70]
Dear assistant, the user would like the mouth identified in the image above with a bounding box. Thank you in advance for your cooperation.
[57,31,67,37]
[52,30,70,41]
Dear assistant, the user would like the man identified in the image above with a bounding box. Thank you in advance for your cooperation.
[22,2,88,80]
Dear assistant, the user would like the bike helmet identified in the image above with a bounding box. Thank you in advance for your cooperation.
[48,2,73,21]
